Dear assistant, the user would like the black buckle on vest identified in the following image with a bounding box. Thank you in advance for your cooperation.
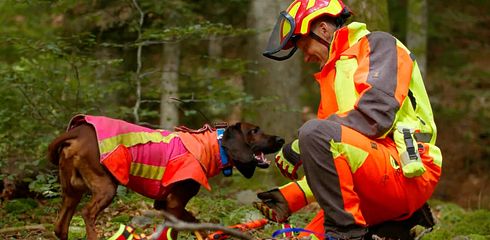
[402,128,418,160]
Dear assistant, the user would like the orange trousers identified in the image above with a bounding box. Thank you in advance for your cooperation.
[298,119,441,238]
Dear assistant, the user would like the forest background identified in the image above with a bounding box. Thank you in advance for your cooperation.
[0,0,489,239]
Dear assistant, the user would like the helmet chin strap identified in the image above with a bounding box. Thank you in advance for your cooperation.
[309,31,331,49]
[309,31,332,70]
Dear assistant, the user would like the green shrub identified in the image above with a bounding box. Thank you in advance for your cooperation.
[4,198,38,214]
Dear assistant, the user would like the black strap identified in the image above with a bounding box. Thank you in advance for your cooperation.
[408,90,417,110]
[282,142,301,165]
[309,32,330,48]
[402,129,418,160]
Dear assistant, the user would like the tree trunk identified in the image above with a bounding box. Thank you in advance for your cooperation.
[406,0,428,78]
[246,0,302,141]
[347,0,390,31]
[209,35,244,123]
[160,42,180,129]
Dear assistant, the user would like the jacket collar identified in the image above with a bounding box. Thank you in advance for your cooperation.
[321,22,370,73]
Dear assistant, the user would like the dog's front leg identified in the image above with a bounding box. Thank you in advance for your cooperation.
[158,180,201,239]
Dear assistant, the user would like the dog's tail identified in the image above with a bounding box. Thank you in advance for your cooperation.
[48,129,79,166]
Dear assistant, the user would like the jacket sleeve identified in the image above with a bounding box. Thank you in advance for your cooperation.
[328,31,413,138]
[279,177,315,213]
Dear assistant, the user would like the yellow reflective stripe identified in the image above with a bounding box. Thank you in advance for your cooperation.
[329,140,369,173]
[278,181,295,190]
[99,132,178,154]
[283,2,302,38]
[306,0,316,10]
[167,228,174,240]
[291,139,300,153]
[288,1,302,18]
[334,57,358,113]
[428,144,442,167]
[107,224,126,240]
[300,0,342,34]
[347,22,370,47]
[282,20,292,38]
[396,39,410,53]
[310,235,320,240]
[297,177,315,203]
[130,162,165,180]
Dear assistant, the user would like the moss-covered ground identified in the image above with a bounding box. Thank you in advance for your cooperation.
[1,171,489,239]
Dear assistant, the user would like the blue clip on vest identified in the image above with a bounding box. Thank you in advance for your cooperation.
[216,128,233,177]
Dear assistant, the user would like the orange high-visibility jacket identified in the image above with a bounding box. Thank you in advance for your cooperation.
[280,22,442,221]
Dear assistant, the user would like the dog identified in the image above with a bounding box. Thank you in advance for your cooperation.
[48,115,284,240]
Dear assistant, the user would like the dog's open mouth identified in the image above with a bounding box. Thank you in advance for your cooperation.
[254,152,270,168]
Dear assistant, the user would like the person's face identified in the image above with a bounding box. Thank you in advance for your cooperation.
[296,22,332,68]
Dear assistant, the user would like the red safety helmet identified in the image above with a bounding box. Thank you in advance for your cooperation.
[263,0,352,61]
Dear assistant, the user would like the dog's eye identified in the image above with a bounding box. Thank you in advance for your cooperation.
[250,128,260,134]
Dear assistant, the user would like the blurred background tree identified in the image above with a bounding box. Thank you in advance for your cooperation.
[0,0,488,211]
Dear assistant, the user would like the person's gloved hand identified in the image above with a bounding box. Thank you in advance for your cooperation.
[253,188,290,223]
[275,139,302,180]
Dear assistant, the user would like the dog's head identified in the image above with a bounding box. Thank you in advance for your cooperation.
[222,122,285,178]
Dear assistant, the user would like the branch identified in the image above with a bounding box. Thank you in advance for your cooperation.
[0,224,46,234]
[67,60,81,111]
[153,210,254,240]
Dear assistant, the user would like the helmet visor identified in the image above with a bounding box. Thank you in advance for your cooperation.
[263,11,299,61]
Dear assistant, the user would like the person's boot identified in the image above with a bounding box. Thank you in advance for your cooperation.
[409,202,436,229]
[366,202,436,240]
[325,225,367,240]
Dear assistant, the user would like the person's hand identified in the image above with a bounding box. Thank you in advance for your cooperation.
[253,189,290,223]
[275,139,302,180]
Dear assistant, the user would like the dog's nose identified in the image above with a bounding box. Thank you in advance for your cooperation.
[276,137,285,145]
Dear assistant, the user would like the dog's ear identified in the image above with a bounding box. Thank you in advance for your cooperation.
[222,123,256,178]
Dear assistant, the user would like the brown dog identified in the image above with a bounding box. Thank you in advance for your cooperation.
[48,115,284,240]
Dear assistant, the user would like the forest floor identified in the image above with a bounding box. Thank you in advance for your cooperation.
[1,171,489,240]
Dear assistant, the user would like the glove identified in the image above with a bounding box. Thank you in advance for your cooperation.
[275,139,302,180]
[253,188,290,223]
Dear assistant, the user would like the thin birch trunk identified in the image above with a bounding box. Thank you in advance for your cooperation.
[160,42,180,129]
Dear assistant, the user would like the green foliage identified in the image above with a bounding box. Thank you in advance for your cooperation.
[111,215,131,224]
[424,0,490,207]
[423,202,490,239]
[143,22,253,42]
[188,195,252,225]
[29,171,61,197]
[0,0,260,188]
[0,35,128,184]
[68,216,87,240]
[4,198,38,214]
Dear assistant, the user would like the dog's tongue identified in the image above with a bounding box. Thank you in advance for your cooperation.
[254,152,270,168]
